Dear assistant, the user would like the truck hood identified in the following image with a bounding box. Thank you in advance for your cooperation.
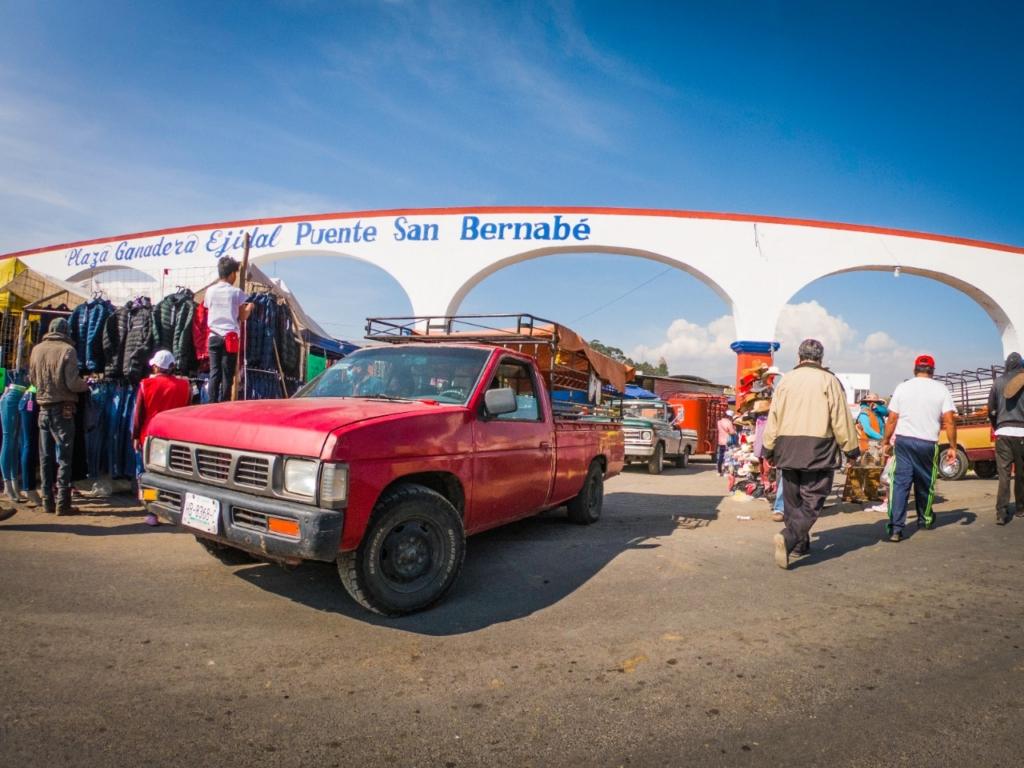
[147,397,456,457]
[622,417,658,430]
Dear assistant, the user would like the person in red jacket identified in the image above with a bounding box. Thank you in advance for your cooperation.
[133,349,191,525]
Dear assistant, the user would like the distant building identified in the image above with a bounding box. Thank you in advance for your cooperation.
[634,373,729,398]
[835,372,871,405]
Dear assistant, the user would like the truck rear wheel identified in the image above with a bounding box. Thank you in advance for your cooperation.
[973,460,997,479]
[567,460,604,525]
[194,535,255,565]
[674,446,691,469]
[338,484,465,616]
[938,447,969,481]
[648,443,664,475]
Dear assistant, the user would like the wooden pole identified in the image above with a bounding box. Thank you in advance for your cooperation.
[230,233,251,401]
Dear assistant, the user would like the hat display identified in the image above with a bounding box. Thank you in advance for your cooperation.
[752,398,771,414]
[149,349,176,370]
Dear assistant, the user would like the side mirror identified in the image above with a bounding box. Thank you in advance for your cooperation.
[483,387,517,418]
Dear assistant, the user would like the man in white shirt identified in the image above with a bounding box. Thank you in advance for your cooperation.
[880,354,957,542]
[204,256,252,403]
[987,352,1024,525]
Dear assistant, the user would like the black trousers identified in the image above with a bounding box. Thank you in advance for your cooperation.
[995,435,1024,515]
[208,333,238,404]
[780,468,834,553]
[39,403,75,504]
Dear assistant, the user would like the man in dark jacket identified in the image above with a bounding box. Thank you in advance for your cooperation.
[988,352,1024,525]
[762,339,860,569]
[28,318,90,515]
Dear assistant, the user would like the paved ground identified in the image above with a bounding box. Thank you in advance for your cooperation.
[1,462,1022,767]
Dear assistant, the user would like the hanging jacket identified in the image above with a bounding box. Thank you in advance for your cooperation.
[153,289,196,374]
[102,303,131,379]
[277,303,301,378]
[123,299,155,384]
[69,299,113,373]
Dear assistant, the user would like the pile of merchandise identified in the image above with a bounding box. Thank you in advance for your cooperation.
[722,362,783,500]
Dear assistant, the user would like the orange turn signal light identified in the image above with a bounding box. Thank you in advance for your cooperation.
[141,488,159,502]
[267,517,300,538]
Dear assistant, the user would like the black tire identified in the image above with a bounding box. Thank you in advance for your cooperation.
[674,446,691,469]
[567,461,604,525]
[338,484,465,616]
[194,535,255,565]
[973,460,997,479]
[938,446,969,481]
[648,443,665,475]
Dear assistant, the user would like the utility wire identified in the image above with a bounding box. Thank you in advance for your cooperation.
[571,266,675,322]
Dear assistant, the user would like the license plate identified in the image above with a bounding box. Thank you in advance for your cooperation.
[182,493,221,535]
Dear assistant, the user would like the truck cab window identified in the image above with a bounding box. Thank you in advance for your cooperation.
[488,360,540,421]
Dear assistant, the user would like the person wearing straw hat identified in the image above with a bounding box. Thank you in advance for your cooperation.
[763,339,859,569]
[133,349,192,525]
[987,352,1024,525]
[879,354,957,541]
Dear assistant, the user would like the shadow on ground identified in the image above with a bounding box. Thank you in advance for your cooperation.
[791,509,977,569]
[232,491,723,636]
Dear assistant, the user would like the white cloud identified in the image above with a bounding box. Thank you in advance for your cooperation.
[631,300,919,394]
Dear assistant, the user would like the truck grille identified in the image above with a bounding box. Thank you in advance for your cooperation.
[623,429,644,442]
[160,490,182,509]
[196,449,231,482]
[232,507,268,531]
[168,445,193,474]
[234,456,270,489]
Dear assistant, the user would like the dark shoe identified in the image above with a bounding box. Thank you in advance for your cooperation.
[996,514,1008,526]
[791,544,810,557]
[888,530,903,543]
[773,533,789,570]
[0,507,16,522]
[55,503,80,517]
[42,497,56,514]
[1016,508,1024,518]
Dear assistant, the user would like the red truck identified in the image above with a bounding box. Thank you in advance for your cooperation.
[140,317,625,616]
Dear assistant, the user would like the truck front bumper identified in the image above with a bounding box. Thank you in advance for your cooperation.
[625,443,656,459]
[139,472,344,563]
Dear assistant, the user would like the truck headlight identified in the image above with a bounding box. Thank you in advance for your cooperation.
[147,438,168,470]
[641,430,653,441]
[284,458,318,497]
[319,463,348,508]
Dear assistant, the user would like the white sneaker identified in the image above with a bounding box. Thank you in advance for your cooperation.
[865,503,887,513]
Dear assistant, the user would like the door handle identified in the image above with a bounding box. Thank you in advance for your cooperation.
[539,441,552,450]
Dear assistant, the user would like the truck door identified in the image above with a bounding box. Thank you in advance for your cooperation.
[470,358,554,529]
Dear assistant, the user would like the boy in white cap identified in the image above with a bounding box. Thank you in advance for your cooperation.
[133,349,191,525]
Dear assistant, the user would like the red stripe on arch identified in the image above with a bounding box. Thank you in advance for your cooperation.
[3,206,1023,260]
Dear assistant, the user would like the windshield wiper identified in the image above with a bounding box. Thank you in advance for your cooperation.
[350,394,414,401]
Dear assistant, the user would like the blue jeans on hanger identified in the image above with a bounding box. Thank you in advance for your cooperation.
[19,390,38,491]
[85,381,110,479]
[0,386,24,489]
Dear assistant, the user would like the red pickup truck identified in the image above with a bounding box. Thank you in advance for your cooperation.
[140,342,624,615]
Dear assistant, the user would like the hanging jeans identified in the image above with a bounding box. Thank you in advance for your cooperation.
[19,391,38,492]
[0,387,23,490]
[208,333,237,404]
[85,382,110,479]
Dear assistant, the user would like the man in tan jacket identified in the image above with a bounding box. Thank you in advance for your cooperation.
[763,339,860,569]
[28,318,90,515]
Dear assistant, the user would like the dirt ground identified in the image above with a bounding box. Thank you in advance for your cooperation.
[1,461,1021,767]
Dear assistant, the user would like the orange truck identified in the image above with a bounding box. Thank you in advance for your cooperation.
[664,393,729,456]
[935,366,1001,480]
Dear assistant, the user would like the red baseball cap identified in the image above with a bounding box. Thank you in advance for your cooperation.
[914,354,935,369]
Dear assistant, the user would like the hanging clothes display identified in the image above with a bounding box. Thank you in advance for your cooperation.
[123,298,155,384]
[0,383,24,498]
[153,288,197,374]
[18,387,38,494]
[69,297,114,374]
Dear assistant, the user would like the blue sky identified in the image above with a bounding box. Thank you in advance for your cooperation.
[2,1,1021,392]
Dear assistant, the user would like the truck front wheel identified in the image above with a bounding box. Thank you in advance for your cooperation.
[567,460,604,525]
[973,460,997,479]
[648,443,665,475]
[338,484,466,616]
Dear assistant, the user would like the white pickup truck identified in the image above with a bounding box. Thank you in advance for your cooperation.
[618,399,698,474]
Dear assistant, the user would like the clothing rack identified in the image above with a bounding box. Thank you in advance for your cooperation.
[14,291,75,372]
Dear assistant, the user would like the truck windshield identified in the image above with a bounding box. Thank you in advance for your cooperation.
[294,347,490,404]
[621,401,667,420]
